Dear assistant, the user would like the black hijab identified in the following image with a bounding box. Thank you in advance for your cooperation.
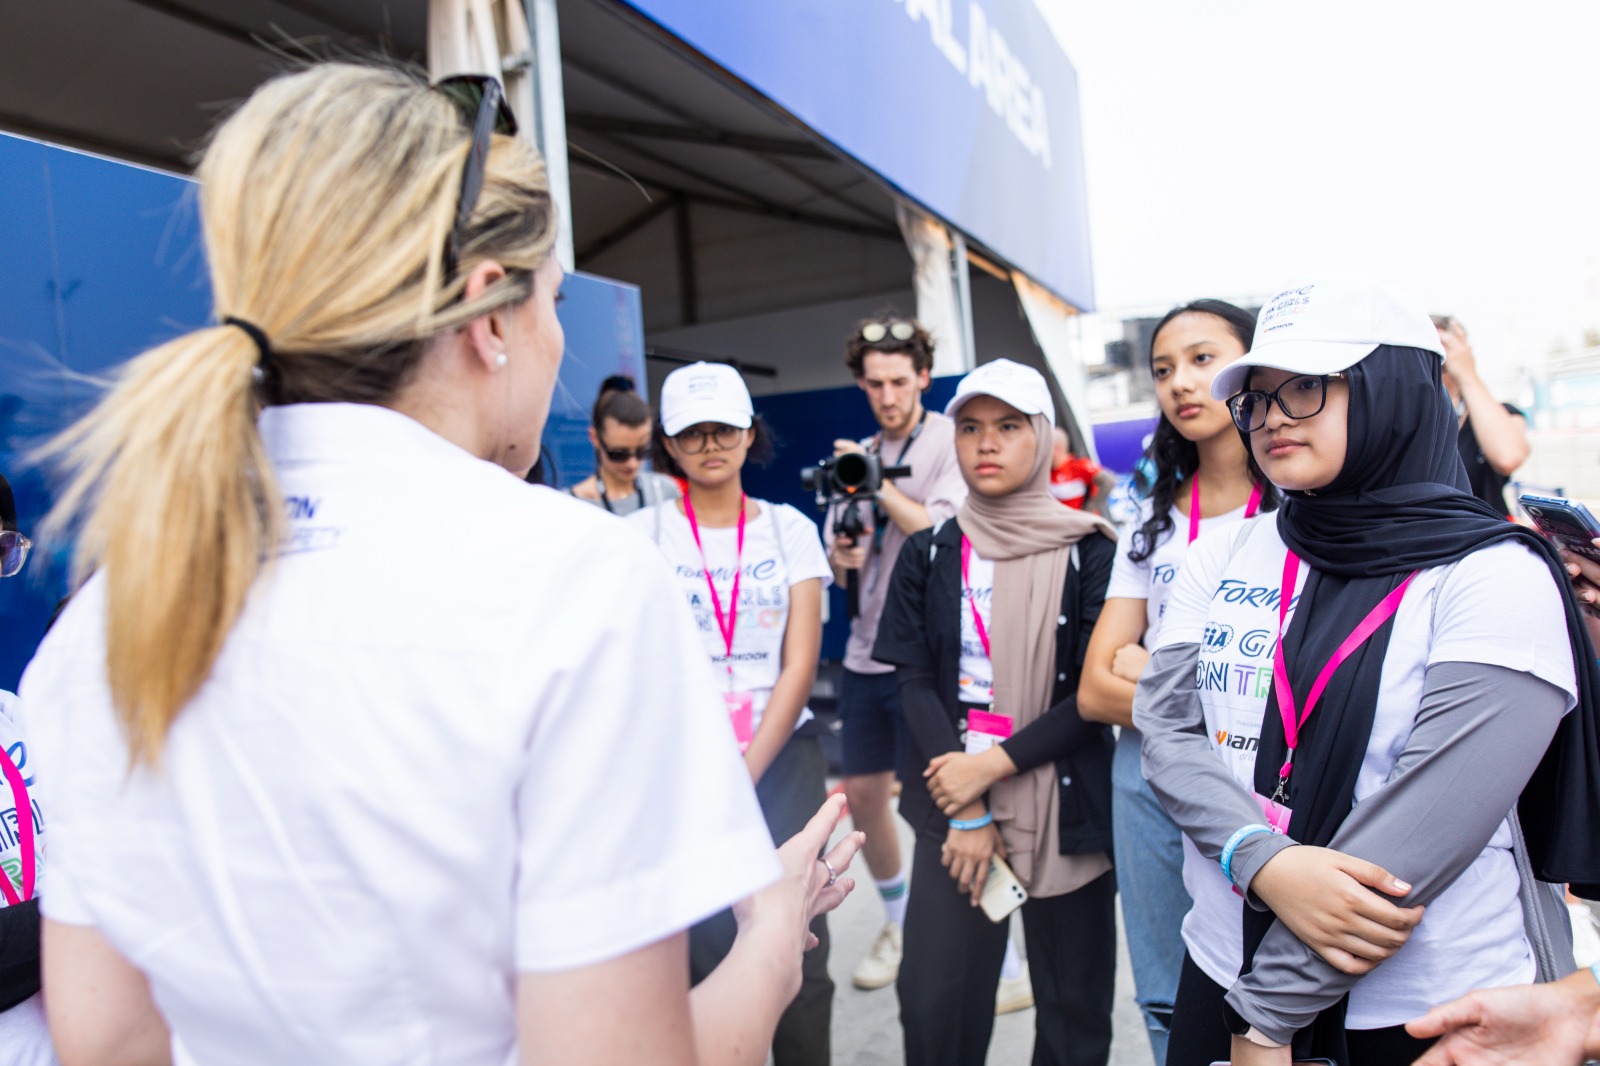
[1233,345,1600,1059]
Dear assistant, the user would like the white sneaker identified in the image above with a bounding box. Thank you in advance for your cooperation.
[851,922,903,990]
[995,964,1034,1015]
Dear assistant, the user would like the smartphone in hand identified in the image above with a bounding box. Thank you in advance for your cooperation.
[1521,494,1600,561]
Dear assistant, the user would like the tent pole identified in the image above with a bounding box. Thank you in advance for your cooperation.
[951,230,977,372]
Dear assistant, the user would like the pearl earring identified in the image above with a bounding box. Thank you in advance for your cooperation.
[495,352,508,368]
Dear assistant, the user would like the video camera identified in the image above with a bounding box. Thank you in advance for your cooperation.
[801,453,910,513]
[800,451,911,618]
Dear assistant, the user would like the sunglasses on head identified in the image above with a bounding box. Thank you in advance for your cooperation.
[861,320,916,344]
[433,75,519,281]
[0,531,30,579]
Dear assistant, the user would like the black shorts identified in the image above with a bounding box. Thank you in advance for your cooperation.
[836,667,908,777]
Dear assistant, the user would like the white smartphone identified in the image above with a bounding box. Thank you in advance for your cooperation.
[979,856,1028,923]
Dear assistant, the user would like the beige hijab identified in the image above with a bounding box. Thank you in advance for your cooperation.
[957,412,1115,896]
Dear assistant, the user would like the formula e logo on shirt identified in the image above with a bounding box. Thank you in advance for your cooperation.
[1214,730,1259,751]
[1212,580,1292,610]
[1201,622,1233,651]
[1152,564,1177,586]
[677,560,779,582]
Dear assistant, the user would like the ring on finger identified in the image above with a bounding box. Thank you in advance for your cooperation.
[820,858,838,888]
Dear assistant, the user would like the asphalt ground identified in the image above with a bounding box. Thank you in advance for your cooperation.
[821,787,1155,1066]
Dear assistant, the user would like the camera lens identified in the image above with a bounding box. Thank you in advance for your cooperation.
[833,453,870,490]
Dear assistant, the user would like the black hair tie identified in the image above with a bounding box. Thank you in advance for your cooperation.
[222,316,273,366]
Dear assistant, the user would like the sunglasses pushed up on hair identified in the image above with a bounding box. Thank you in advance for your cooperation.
[432,75,519,281]
[860,320,916,344]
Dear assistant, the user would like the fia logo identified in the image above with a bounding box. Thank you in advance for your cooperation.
[1201,622,1234,652]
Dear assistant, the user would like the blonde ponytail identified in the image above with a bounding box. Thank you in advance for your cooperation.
[41,63,556,762]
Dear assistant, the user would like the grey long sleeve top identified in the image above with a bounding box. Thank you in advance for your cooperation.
[1136,646,1568,1045]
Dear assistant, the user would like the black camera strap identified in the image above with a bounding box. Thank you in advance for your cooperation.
[872,407,928,468]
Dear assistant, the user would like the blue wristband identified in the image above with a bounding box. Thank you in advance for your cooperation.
[949,811,994,831]
[1220,824,1275,884]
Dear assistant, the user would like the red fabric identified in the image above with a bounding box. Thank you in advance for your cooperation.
[1049,457,1101,510]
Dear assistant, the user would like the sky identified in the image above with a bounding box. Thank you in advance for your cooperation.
[1038,0,1600,389]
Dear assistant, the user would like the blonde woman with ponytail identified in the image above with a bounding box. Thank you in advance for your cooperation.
[19,64,859,1066]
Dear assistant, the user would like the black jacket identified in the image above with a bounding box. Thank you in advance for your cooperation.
[873,517,1116,853]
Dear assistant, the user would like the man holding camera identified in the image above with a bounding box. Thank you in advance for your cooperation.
[826,318,967,991]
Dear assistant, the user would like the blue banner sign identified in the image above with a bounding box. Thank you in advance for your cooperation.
[618,0,1095,311]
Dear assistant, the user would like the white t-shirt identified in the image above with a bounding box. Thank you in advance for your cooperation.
[1107,497,1254,647]
[958,549,996,706]
[1155,517,1578,1029]
[0,692,56,1066]
[21,404,778,1066]
[631,501,832,734]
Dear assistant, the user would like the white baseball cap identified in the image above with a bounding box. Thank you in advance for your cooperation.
[1210,276,1445,400]
[659,362,754,437]
[944,358,1055,425]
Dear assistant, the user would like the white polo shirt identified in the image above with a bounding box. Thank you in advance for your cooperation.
[21,403,778,1066]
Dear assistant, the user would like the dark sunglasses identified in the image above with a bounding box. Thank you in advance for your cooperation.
[599,443,651,464]
[0,531,30,579]
[1227,372,1345,433]
[433,75,519,280]
[861,320,916,344]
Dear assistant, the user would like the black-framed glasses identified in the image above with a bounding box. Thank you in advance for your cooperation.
[1227,373,1345,433]
[433,75,519,280]
[861,320,916,344]
[599,442,651,464]
[674,424,746,455]
[0,531,30,579]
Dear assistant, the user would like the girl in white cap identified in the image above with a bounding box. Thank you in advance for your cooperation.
[631,361,837,1066]
[1137,277,1598,1066]
[874,358,1119,1066]
[21,65,860,1065]
[1077,299,1274,1066]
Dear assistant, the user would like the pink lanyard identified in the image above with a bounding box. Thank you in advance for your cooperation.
[684,492,747,685]
[1188,479,1263,545]
[960,536,992,660]
[0,745,35,906]
[1270,551,1416,792]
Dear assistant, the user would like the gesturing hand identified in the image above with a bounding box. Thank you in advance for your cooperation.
[734,794,864,953]
[1407,971,1600,1065]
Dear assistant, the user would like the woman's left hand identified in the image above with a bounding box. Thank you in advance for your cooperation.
[926,747,1016,815]
[1228,1034,1292,1066]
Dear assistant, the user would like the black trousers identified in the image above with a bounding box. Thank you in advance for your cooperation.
[689,732,832,1066]
[1166,953,1435,1066]
[897,831,1116,1066]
